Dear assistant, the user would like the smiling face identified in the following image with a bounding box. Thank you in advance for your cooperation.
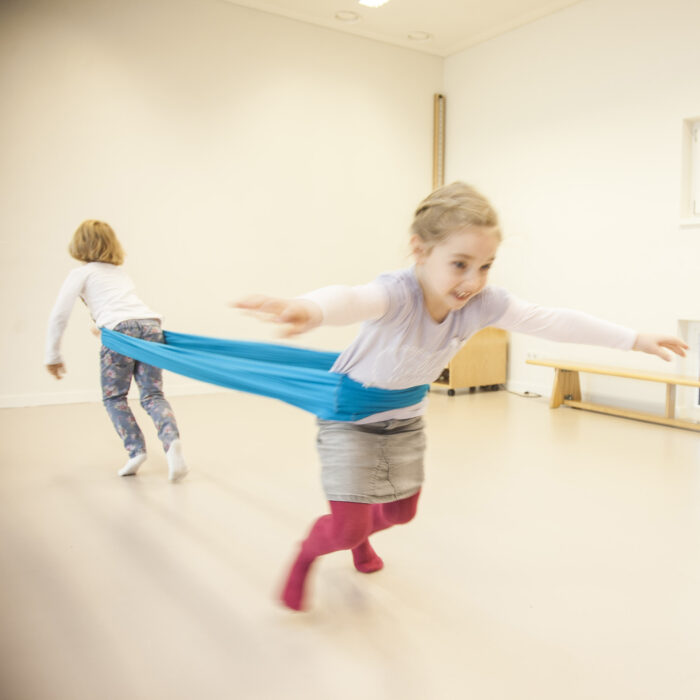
[412,226,500,323]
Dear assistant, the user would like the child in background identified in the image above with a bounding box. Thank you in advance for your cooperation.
[45,220,189,482]
[237,182,687,611]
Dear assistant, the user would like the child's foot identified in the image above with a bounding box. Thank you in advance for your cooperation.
[280,550,314,611]
[118,453,147,477]
[352,540,384,573]
[166,439,189,482]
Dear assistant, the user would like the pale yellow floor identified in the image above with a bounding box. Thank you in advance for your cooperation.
[1,390,699,700]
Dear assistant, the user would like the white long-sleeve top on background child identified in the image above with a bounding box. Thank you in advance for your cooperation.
[45,262,161,365]
[301,268,636,424]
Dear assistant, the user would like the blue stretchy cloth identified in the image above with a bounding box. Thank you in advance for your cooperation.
[101,328,429,422]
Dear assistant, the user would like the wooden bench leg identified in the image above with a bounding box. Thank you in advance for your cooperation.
[665,384,676,419]
[551,369,582,408]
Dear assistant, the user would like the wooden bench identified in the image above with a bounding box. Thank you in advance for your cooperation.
[526,358,700,432]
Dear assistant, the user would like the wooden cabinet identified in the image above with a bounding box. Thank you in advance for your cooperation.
[433,327,508,396]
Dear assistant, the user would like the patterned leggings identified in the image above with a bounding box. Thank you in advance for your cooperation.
[100,319,180,458]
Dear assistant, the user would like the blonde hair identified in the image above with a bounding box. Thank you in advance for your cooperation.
[69,220,125,265]
[411,182,501,247]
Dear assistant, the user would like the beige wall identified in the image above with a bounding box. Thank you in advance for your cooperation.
[4,0,697,415]
[445,0,700,414]
[0,0,442,406]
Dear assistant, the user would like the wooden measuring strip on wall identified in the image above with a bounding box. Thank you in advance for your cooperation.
[433,93,445,189]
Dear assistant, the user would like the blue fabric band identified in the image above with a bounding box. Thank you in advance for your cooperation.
[101,328,429,422]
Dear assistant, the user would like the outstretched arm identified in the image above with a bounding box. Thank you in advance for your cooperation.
[234,283,388,338]
[493,296,688,361]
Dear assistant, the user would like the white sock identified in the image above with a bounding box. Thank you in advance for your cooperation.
[118,452,147,477]
[167,439,189,482]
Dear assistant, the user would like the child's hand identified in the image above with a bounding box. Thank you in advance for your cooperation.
[89,323,100,337]
[632,333,688,361]
[46,363,66,379]
[233,295,323,337]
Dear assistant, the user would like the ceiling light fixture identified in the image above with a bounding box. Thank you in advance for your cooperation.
[407,31,432,42]
[358,0,390,7]
[335,10,360,22]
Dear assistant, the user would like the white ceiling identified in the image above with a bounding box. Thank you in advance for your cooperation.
[222,0,584,57]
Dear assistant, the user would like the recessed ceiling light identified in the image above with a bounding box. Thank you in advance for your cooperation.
[407,31,432,42]
[358,0,390,7]
[335,10,360,22]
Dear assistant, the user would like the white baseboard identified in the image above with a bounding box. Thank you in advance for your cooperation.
[0,382,227,408]
[0,390,100,408]
[506,379,550,397]
[4,381,550,408]
[507,380,699,424]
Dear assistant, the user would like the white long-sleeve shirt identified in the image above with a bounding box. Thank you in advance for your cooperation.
[45,262,161,365]
[301,268,637,422]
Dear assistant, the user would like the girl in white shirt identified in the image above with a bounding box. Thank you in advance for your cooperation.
[237,182,688,611]
[46,220,188,482]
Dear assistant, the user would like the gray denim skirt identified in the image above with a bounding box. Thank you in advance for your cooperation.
[316,416,426,504]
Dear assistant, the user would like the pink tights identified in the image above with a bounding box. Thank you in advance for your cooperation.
[281,490,421,610]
